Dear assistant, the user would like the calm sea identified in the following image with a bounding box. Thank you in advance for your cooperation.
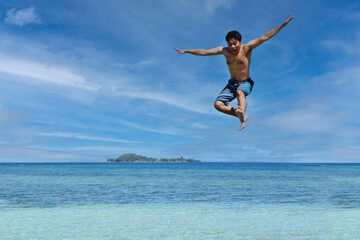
[1,162,360,239]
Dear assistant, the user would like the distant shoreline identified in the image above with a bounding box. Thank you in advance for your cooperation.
[106,153,201,163]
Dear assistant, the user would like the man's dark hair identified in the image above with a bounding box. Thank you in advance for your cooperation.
[225,30,242,42]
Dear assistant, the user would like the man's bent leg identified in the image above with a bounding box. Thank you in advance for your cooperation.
[235,90,248,131]
[214,101,237,117]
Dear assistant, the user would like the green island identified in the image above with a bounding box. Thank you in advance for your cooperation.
[107,153,201,163]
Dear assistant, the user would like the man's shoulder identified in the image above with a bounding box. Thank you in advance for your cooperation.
[240,44,253,55]
[222,47,232,54]
[241,44,251,50]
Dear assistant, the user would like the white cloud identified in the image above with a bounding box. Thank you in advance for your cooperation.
[331,147,360,161]
[5,7,41,27]
[266,108,336,134]
[38,132,141,144]
[344,12,360,21]
[116,58,158,70]
[312,66,360,95]
[0,104,27,125]
[115,118,185,136]
[0,146,102,162]
[0,54,214,115]
[322,39,360,56]
[0,105,38,139]
[0,56,99,90]
[204,0,233,14]
[71,146,156,155]
[112,89,214,115]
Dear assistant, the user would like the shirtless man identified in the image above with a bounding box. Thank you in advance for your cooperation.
[175,15,294,130]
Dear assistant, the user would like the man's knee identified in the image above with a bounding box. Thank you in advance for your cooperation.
[237,89,245,98]
[214,100,224,111]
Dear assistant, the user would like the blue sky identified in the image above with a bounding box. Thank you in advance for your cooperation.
[0,0,359,162]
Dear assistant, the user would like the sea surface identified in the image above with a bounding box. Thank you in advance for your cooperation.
[1,162,360,240]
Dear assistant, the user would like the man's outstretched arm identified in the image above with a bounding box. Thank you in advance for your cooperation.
[174,47,224,56]
[246,15,294,50]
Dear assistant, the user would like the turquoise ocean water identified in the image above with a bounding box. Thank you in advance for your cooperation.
[1,162,360,239]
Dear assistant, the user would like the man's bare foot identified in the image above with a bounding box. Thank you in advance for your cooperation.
[235,106,244,120]
[239,115,248,131]
[235,106,248,131]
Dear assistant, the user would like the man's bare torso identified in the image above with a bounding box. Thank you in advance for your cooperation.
[223,45,252,82]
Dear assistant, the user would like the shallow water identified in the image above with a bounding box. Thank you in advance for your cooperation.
[1,163,360,239]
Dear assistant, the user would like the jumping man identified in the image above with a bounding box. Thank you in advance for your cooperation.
[175,15,294,130]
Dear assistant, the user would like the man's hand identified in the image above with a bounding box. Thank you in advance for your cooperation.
[174,47,186,54]
[283,14,294,27]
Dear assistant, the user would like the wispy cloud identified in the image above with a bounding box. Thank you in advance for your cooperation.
[0,104,28,125]
[0,145,103,162]
[0,105,39,139]
[116,58,159,70]
[322,39,360,56]
[344,12,360,21]
[266,108,336,134]
[264,65,360,134]
[204,0,234,15]
[5,7,41,26]
[312,66,360,95]
[115,118,184,136]
[0,56,98,90]
[112,89,214,115]
[38,132,141,144]
[0,52,214,115]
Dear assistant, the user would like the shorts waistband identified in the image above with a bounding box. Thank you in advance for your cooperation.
[229,78,254,86]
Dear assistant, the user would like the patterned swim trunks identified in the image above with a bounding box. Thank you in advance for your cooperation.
[215,78,254,105]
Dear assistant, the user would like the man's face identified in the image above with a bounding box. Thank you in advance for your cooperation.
[227,38,241,54]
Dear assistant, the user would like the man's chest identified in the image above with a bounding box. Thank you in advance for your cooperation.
[226,55,248,66]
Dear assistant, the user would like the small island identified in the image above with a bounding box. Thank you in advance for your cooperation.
[107,153,201,163]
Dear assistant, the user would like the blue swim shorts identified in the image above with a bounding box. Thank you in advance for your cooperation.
[215,78,254,105]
